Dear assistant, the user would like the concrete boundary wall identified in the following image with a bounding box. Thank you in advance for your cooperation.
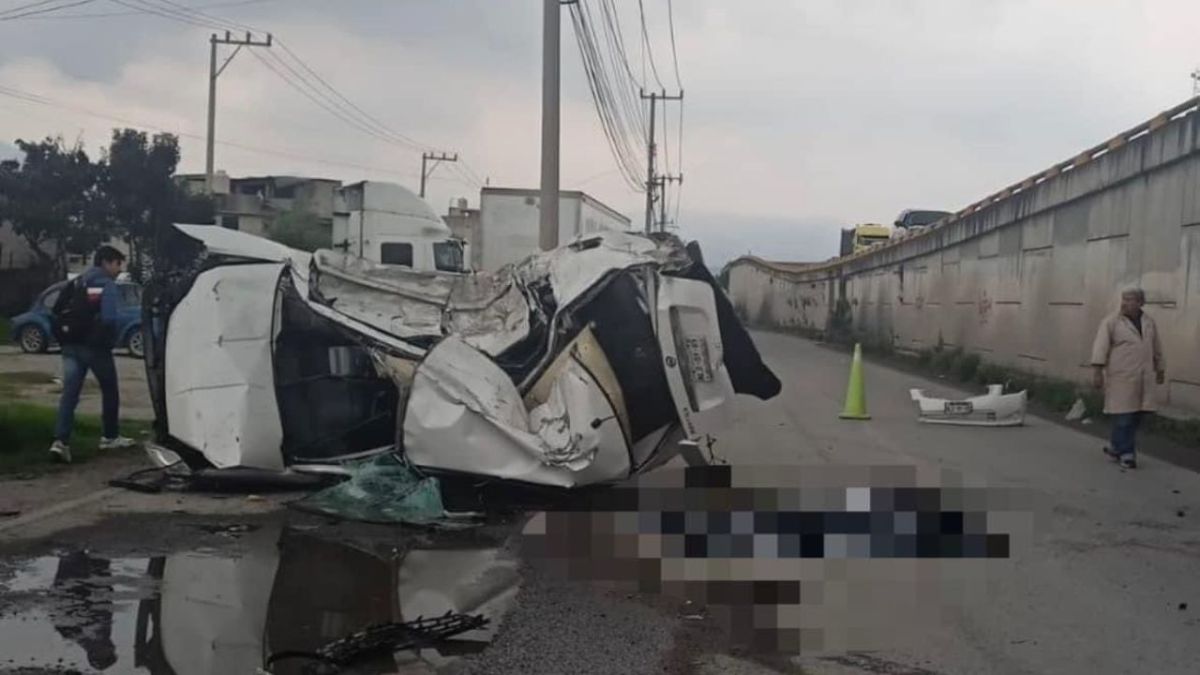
[727,98,1200,414]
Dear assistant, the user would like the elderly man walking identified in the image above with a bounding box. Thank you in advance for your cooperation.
[1091,288,1165,469]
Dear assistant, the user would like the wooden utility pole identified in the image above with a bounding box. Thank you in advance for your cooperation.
[206,31,272,194]
[420,151,458,198]
[640,89,683,233]
[658,174,683,230]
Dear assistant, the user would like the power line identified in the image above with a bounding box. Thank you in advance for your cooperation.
[0,0,73,17]
[109,0,223,29]
[665,0,683,90]
[637,0,664,90]
[0,0,95,20]
[6,0,487,192]
[674,98,683,224]
[568,0,646,192]
[3,0,272,19]
[0,82,476,185]
[110,0,450,155]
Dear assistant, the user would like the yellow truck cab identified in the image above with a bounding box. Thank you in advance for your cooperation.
[839,223,892,256]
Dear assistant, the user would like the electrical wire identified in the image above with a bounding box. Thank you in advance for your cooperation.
[104,0,486,186]
[5,0,273,19]
[143,0,484,191]
[666,0,683,90]
[0,0,96,20]
[637,0,664,90]
[568,0,646,192]
[0,82,475,185]
[141,0,435,152]
[673,98,683,224]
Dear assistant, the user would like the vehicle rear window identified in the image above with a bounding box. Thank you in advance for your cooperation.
[380,243,414,267]
[119,284,142,306]
[41,288,61,309]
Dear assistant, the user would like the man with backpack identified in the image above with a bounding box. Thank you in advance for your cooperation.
[48,246,137,463]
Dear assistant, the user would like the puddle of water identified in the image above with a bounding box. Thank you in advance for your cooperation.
[0,524,519,673]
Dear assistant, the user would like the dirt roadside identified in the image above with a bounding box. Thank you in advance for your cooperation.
[0,345,154,420]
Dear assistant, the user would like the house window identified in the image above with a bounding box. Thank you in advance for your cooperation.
[274,184,297,199]
[221,215,240,231]
[380,243,414,267]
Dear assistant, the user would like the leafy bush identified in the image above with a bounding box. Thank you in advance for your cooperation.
[956,352,982,382]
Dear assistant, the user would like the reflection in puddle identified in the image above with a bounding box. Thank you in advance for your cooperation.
[0,525,519,673]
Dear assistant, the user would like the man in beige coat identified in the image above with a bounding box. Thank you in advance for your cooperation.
[1091,288,1165,469]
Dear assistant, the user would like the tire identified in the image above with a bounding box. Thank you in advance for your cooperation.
[126,327,145,359]
[17,325,48,354]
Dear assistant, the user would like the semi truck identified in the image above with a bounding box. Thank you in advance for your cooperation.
[332,181,470,273]
[838,223,892,256]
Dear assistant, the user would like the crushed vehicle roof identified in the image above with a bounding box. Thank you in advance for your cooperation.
[142,223,779,489]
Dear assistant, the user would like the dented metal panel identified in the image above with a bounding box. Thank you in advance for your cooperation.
[165,263,286,471]
[402,336,629,487]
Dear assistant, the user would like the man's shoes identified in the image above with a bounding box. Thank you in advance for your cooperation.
[99,436,138,450]
[1119,455,1138,469]
[1102,445,1119,460]
[48,440,72,464]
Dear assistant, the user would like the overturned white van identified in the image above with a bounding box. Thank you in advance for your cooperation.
[142,224,779,488]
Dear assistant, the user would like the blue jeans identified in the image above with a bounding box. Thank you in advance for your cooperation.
[1110,412,1143,460]
[55,344,119,443]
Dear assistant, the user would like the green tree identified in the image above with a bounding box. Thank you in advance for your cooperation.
[175,192,216,225]
[0,137,105,274]
[265,209,330,252]
[99,129,184,276]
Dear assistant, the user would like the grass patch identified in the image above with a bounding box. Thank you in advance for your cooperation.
[0,371,56,386]
[0,401,152,474]
[0,316,10,343]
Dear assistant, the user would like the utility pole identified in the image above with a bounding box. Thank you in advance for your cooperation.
[658,174,683,231]
[206,31,272,194]
[539,0,561,251]
[419,151,458,198]
[640,89,683,234]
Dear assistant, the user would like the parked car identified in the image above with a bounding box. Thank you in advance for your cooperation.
[9,280,145,358]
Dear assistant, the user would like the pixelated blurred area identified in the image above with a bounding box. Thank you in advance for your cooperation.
[521,465,1033,654]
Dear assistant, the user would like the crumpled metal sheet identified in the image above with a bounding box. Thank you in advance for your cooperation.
[164,263,285,471]
[313,250,532,357]
[402,336,630,488]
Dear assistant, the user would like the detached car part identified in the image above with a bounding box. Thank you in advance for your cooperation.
[909,384,1027,426]
[142,224,779,488]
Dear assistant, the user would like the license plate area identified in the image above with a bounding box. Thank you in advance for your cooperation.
[945,401,974,415]
[682,335,714,383]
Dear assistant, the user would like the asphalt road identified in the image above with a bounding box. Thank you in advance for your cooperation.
[717,331,1200,674]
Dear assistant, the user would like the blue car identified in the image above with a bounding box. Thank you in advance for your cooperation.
[9,280,145,358]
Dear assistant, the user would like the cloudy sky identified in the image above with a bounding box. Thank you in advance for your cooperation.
[1,0,1199,265]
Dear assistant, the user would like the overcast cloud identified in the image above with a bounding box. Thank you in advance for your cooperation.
[1,0,1198,265]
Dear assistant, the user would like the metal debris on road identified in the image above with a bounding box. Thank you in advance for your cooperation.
[266,611,489,672]
[909,384,1027,426]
